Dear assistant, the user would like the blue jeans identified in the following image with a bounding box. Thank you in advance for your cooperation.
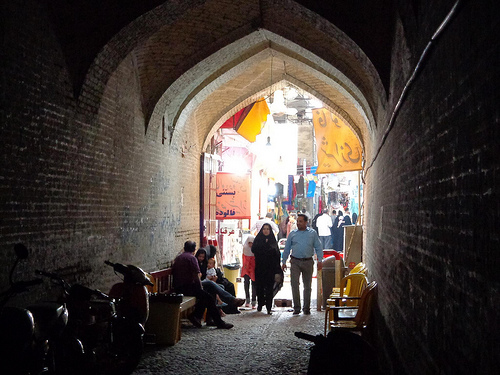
[202,279,235,304]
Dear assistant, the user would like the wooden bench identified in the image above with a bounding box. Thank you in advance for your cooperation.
[145,268,196,345]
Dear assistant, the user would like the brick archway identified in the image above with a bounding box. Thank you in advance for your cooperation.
[80,0,385,156]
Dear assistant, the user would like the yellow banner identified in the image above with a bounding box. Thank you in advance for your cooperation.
[216,173,251,220]
[312,108,362,173]
[235,99,270,142]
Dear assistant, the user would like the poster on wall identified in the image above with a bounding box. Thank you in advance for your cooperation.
[216,173,251,220]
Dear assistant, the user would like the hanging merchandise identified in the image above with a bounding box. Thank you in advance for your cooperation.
[306,180,316,198]
[283,175,293,205]
[297,175,305,197]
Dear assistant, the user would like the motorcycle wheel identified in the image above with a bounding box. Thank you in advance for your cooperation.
[47,336,86,375]
[95,320,144,375]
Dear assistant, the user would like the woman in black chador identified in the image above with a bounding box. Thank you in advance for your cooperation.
[252,223,281,315]
[332,210,344,252]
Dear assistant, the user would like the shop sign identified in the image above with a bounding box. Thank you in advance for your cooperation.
[216,173,251,220]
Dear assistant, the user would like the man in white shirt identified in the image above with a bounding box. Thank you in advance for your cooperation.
[315,208,333,249]
[251,212,279,235]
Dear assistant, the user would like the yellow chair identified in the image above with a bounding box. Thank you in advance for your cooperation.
[327,281,378,335]
[329,272,368,299]
[331,262,367,296]
[349,262,367,275]
[324,273,368,335]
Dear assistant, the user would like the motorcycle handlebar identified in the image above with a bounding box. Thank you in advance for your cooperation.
[35,270,71,291]
[104,261,129,275]
[93,289,111,299]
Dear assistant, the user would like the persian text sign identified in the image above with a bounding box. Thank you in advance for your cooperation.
[216,173,251,220]
[312,108,362,173]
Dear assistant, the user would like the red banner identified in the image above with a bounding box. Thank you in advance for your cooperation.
[216,173,251,220]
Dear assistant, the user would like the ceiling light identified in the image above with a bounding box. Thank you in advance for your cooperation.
[270,90,286,116]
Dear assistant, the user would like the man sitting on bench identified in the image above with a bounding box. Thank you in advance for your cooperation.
[171,240,234,329]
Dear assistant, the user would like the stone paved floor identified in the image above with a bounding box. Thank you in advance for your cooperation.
[133,277,324,375]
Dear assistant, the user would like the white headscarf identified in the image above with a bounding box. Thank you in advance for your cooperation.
[242,235,255,257]
[337,216,344,227]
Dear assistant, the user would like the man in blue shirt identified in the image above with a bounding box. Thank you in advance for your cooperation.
[282,213,323,315]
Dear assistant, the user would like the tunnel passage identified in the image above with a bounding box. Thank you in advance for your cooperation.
[2,1,498,374]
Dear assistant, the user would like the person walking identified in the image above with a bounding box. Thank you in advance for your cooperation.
[286,213,298,237]
[252,223,281,315]
[281,213,323,315]
[330,209,337,244]
[240,235,257,308]
[251,212,279,235]
[316,208,333,249]
[332,210,344,252]
[344,210,352,226]
[171,241,233,329]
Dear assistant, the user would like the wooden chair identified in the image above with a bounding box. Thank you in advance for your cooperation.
[147,268,173,294]
[327,281,378,335]
[324,273,368,335]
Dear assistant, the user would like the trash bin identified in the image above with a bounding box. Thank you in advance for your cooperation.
[321,256,346,309]
[146,293,185,346]
[223,263,240,295]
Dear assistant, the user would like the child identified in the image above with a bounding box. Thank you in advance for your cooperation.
[206,258,218,282]
[206,258,225,311]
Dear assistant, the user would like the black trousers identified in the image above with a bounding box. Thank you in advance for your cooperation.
[176,285,223,324]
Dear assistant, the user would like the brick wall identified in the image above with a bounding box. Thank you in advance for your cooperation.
[365,1,499,373]
[1,1,498,373]
[0,1,201,295]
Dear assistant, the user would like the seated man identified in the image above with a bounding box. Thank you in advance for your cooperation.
[171,241,233,329]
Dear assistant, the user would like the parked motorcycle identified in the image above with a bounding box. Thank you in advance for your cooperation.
[104,260,153,327]
[36,267,145,375]
[0,243,81,375]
